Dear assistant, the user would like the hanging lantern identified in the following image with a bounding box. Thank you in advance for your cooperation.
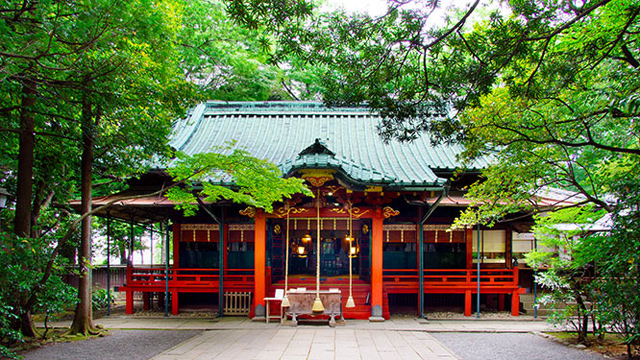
[349,242,360,258]
[296,242,307,257]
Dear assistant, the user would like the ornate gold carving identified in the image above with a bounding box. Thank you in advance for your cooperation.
[382,206,400,219]
[239,206,256,218]
[364,186,383,192]
[362,224,369,234]
[274,224,281,234]
[351,207,370,219]
[274,207,287,217]
[273,206,309,218]
[300,169,336,187]
[329,208,347,214]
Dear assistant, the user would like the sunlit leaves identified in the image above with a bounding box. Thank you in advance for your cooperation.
[166,146,311,215]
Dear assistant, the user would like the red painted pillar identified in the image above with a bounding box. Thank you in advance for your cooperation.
[465,290,472,317]
[511,290,520,316]
[254,210,267,318]
[126,289,134,314]
[370,210,384,320]
[172,290,179,315]
[511,267,520,316]
[125,265,133,314]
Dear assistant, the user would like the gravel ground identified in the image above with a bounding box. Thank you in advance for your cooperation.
[20,330,202,360]
[432,332,606,360]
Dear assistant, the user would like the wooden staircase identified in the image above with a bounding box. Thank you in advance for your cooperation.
[268,277,390,320]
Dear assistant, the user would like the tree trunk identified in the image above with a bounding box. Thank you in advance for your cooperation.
[118,242,127,265]
[13,79,38,337]
[576,293,588,343]
[15,78,36,237]
[30,184,54,238]
[69,96,97,335]
[19,311,37,338]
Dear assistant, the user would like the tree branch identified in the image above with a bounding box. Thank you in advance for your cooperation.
[425,0,480,50]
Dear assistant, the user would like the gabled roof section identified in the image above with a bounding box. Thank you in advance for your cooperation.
[298,138,335,156]
[170,101,491,190]
[281,138,397,187]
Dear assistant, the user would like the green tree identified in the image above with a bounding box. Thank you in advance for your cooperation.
[1,0,314,341]
[94,218,147,266]
[276,0,638,352]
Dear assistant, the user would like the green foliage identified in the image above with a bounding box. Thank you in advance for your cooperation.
[278,1,638,353]
[527,197,640,351]
[34,276,78,338]
[0,295,22,359]
[93,218,147,265]
[167,144,311,215]
[1,0,314,339]
[0,232,76,343]
[91,288,114,312]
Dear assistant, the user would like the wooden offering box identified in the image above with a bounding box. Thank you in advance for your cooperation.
[285,288,342,326]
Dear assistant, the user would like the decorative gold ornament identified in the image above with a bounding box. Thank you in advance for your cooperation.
[300,169,335,187]
[351,207,370,218]
[239,206,256,218]
[382,206,400,219]
[329,208,347,214]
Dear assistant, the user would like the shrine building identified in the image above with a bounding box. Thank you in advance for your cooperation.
[87,101,561,321]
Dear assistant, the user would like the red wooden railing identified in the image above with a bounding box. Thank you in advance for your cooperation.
[126,266,255,287]
[382,268,519,290]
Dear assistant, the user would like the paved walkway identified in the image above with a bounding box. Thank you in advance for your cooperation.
[47,315,556,332]
[24,316,601,360]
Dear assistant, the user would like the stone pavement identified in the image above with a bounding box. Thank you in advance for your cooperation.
[83,315,555,333]
[36,316,563,360]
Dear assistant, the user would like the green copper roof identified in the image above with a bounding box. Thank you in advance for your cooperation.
[170,101,490,190]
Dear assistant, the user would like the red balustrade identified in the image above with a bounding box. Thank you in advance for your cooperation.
[382,268,524,316]
[383,268,519,287]
[122,266,255,315]
[127,267,255,287]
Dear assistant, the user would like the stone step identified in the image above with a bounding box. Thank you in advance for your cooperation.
[519,293,566,316]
